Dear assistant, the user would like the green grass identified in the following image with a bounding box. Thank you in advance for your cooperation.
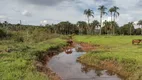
[0,38,65,80]
[74,35,142,80]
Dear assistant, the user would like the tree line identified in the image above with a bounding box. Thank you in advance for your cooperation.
[0,20,142,36]
[0,5,142,36]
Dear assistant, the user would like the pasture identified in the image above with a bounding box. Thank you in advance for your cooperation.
[74,35,142,80]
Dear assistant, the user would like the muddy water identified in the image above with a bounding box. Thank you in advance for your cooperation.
[48,48,121,80]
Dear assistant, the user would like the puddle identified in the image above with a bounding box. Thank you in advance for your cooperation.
[48,48,121,80]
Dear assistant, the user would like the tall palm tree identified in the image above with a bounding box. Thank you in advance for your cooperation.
[111,6,119,35]
[109,8,114,35]
[113,6,119,21]
[84,9,94,34]
[98,5,107,35]
[137,20,142,35]
[128,22,133,35]
[109,8,114,21]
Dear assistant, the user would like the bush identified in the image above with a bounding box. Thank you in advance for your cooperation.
[0,29,6,38]
[15,36,24,42]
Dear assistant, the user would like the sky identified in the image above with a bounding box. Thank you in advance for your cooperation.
[0,0,142,27]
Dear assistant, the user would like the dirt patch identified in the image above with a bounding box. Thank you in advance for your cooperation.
[74,42,99,52]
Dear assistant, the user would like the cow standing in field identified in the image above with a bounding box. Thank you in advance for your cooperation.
[132,39,142,45]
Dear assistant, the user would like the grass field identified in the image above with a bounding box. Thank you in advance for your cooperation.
[0,38,65,80]
[74,35,142,80]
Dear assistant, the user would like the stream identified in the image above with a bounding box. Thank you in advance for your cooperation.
[48,48,121,80]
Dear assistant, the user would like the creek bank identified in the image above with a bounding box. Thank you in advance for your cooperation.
[48,48,121,80]
[77,58,128,80]
[35,45,65,80]
[35,41,97,80]
[72,41,128,79]
[76,43,130,80]
[35,41,123,80]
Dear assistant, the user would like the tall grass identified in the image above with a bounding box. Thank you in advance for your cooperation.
[0,28,66,80]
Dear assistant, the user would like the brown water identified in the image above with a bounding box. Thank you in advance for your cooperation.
[48,48,121,80]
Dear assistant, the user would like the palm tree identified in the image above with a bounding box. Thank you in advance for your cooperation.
[128,22,133,35]
[109,8,114,35]
[91,20,100,35]
[98,5,107,35]
[137,20,142,35]
[109,8,114,21]
[110,6,119,35]
[77,21,87,35]
[113,6,119,22]
[84,9,94,34]
[103,20,110,34]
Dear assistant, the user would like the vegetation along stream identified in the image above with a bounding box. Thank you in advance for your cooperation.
[48,48,121,80]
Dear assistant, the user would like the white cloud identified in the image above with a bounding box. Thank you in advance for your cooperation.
[40,20,48,26]
[0,0,142,26]
[22,10,32,17]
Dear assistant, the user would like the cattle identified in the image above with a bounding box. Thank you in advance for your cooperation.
[67,39,73,46]
[132,39,142,45]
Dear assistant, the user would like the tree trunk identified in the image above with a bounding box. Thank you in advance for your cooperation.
[141,25,142,35]
[114,13,116,22]
[100,13,102,35]
[87,16,90,35]
[130,26,131,35]
[110,12,113,35]
[79,28,81,35]
[111,13,112,21]
[113,13,116,35]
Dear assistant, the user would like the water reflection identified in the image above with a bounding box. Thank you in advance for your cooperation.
[65,47,72,54]
[48,48,121,80]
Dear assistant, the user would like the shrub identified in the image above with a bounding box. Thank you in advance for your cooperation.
[15,36,24,42]
[0,29,6,38]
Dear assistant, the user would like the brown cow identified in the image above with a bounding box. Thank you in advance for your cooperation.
[67,39,73,46]
[132,39,142,45]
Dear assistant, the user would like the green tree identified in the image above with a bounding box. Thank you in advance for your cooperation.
[120,22,134,35]
[137,20,142,35]
[84,9,94,34]
[91,20,100,35]
[77,21,87,35]
[112,6,120,22]
[134,28,141,35]
[103,20,111,35]
[109,8,114,21]
[57,21,74,35]
[109,8,114,35]
[98,5,107,35]
[110,6,119,35]
[128,22,134,35]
